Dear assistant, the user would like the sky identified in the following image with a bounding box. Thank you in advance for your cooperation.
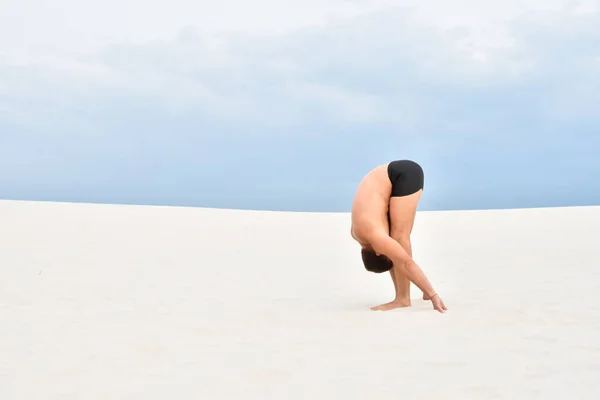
[1,0,599,212]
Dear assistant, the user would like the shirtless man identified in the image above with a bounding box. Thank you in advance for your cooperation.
[351,159,447,313]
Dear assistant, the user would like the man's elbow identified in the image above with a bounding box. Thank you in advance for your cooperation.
[370,237,411,266]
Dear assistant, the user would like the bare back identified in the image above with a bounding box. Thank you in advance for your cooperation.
[350,164,392,247]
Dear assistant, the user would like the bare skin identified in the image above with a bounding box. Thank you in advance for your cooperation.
[350,163,447,313]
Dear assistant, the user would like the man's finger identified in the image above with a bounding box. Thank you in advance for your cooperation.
[435,301,445,313]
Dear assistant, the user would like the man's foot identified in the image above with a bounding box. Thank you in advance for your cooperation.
[370,299,411,311]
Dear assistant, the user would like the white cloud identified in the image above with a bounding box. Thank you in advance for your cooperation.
[2,0,592,63]
[0,0,598,133]
[0,0,372,63]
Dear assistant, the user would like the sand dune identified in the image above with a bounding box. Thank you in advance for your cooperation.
[1,199,600,399]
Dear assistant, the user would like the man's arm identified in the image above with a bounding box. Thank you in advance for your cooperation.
[370,232,437,299]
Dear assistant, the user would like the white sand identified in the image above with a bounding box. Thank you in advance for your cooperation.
[1,199,600,399]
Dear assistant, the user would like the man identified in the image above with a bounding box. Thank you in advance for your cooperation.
[350,159,447,313]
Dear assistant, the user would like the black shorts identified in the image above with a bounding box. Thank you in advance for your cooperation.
[387,160,424,197]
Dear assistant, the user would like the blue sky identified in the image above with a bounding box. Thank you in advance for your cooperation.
[1,0,599,211]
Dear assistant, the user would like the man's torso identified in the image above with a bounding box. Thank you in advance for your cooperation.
[350,163,392,246]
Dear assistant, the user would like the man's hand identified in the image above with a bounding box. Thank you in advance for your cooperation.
[430,294,447,313]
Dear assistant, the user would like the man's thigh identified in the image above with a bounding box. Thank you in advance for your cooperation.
[388,189,422,239]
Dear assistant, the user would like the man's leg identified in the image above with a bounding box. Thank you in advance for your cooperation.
[385,213,401,296]
[370,189,422,311]
[389,189,422,301]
